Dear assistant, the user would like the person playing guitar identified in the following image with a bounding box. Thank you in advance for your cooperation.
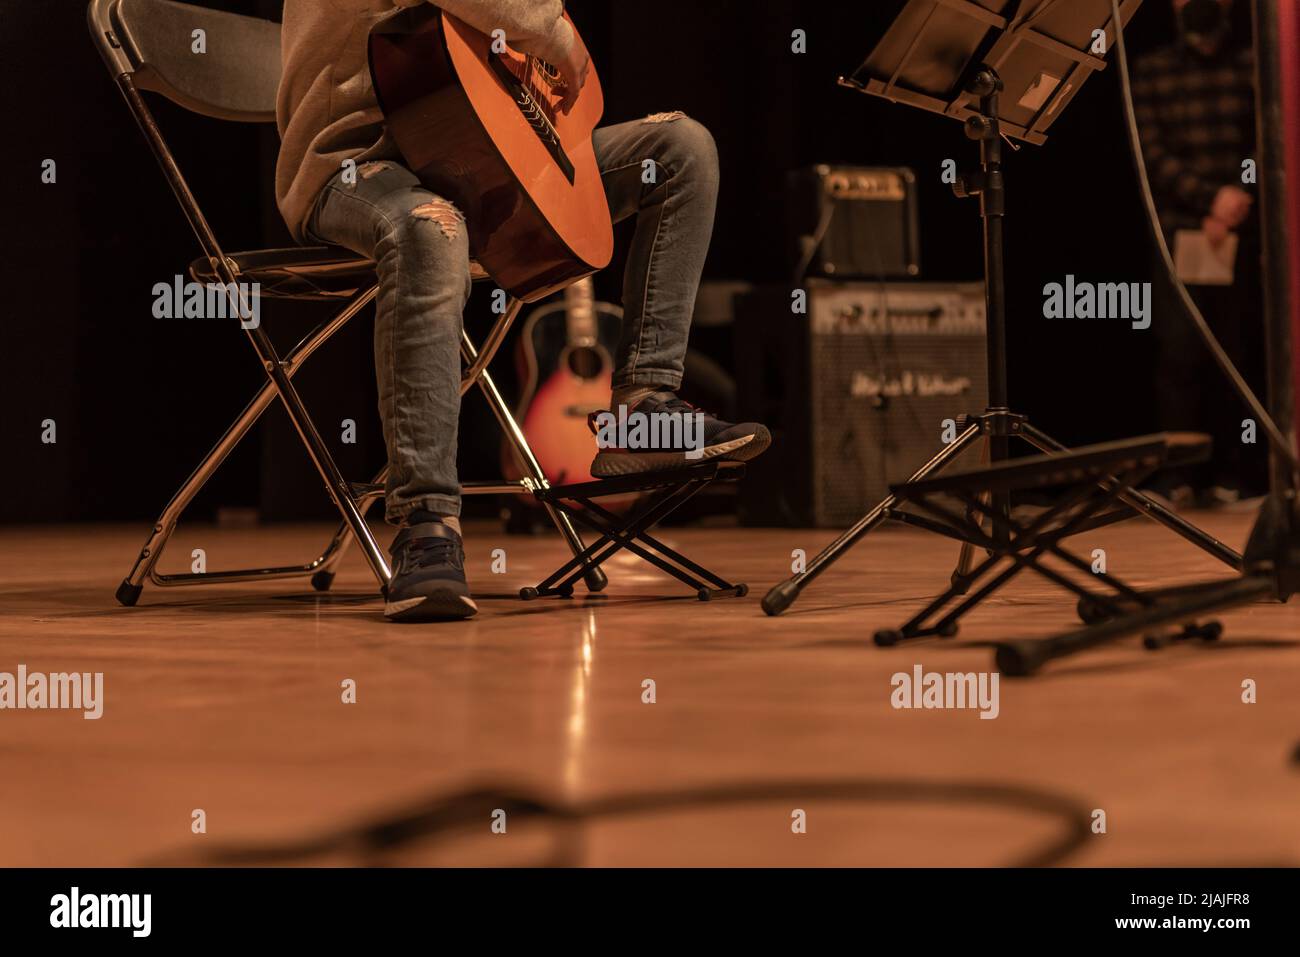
[276,0,770,622]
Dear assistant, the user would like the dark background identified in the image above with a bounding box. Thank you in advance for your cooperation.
[0,0,1251,524]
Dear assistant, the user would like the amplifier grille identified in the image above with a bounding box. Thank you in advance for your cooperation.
[737,281,988,528]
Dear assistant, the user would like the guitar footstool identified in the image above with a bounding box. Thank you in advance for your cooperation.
[521,461,749,601]
[870,432,1213,646]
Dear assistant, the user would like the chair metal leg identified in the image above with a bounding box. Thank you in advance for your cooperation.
[116,289,380,605]
[460,298,524,396]
[244,321,392,592]
[461,327,608,593]
[308,467,391,592]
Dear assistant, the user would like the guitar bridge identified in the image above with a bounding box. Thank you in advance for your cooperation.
[489,54,577,185]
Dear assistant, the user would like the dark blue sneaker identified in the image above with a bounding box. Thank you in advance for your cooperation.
[384,521,478,622]
[589,391,771,477]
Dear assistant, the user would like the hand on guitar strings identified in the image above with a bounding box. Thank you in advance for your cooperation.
[555,28,592,114]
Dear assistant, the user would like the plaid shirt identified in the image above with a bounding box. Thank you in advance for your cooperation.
[1131,42,1256,238]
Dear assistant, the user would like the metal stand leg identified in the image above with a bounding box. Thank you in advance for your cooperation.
[762,422,983,615]
[1019,423,1242,571]
[529,481,742,599]
[876,460,1156,645]
[520,465,747,601]
[460,329,608,593]
[998,576,1274,677]
[951,436,992,593]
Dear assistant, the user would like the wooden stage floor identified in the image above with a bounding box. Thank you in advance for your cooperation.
[1,509,1297,867]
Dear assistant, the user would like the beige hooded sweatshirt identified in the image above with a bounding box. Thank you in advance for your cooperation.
[276,0,574,242]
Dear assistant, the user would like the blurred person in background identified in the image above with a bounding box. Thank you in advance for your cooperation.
[1134,0,1266,507]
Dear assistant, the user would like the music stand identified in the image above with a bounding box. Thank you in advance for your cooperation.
[994,0,1300,675]
[762,0,1245,621]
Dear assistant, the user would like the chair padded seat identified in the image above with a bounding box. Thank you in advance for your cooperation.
[189,246,489,301]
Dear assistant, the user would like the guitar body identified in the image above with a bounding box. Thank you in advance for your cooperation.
[507,289,624,488]
[369,7,613,302]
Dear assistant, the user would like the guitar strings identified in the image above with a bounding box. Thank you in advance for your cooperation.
[516,54,559,125]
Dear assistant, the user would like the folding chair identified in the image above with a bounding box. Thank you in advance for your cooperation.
[88,0,606,606]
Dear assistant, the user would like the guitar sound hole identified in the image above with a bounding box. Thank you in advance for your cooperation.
[567,347,604,380]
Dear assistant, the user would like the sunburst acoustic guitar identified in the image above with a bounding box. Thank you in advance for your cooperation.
[504,276,622,486]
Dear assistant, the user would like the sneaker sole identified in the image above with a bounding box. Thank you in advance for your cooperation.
[384,591,479,622]
[591,431,769,477]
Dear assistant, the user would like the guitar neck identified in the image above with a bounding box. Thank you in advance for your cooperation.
[564,278,598,347]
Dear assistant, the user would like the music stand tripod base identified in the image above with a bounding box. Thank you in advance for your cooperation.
[762,59,1241,618]
[863,433,1212,646]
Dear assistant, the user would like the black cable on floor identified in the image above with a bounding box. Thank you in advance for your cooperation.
[143,777,1094,869]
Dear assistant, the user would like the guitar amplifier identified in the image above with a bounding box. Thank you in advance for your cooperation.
[787,165,920,280]
[735,281,988,528]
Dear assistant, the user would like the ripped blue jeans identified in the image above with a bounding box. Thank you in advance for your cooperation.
[306,114,719,523]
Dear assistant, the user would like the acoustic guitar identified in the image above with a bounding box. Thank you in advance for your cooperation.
[369,6,613,302]
[502,276,623,491]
